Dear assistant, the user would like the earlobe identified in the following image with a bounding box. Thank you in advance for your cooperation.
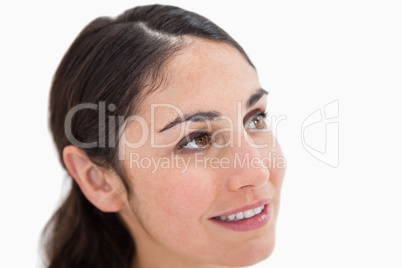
[63,145,124,212]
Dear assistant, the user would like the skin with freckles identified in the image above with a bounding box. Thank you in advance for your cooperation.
[113,39,286,268]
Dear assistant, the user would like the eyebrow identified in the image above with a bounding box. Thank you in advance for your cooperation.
[158,88,268,133]
[158,111,221,132]
[247,88,268,109]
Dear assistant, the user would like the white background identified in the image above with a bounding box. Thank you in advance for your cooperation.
[1,0,401,267]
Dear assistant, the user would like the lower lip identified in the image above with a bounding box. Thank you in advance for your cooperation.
[210,204,272,232]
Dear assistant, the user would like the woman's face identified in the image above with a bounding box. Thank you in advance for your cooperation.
[119,39,285,267]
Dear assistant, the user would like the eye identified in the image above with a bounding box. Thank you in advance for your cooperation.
[177,131,211,152]
[246,112,267,130]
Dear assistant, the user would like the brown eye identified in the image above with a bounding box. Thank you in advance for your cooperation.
[179,132,211,150]
[253,116,263,128]
[195,134,209,146]
[246,113,267,130]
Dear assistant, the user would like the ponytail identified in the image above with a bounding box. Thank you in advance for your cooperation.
[42,181,134,268]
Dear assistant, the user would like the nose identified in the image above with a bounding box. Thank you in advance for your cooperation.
[225,130,270,192]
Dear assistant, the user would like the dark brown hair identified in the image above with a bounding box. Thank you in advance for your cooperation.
[43,4,253,268]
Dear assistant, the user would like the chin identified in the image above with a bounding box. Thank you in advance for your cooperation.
[218,233,276,267]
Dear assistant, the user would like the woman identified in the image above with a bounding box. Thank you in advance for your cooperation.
[43,4,285,268]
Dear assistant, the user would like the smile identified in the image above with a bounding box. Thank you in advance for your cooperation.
[214,205,265,222]
[210,199,272,232]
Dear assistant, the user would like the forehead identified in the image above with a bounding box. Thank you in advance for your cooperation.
[139,39,261,119]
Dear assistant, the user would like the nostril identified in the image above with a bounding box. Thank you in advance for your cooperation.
[226,153,270,191]
[254,176,269,189]
[239,184,254,190]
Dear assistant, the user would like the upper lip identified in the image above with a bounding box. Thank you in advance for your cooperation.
[210,198,272,218]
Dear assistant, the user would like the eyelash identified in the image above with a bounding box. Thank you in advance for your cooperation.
[176,110,268,154]
[176,130,211,154]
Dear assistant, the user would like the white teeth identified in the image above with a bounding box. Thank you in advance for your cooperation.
[235,212,244,220]
[217,205,265,222]
[227,214,236,221]
[253,207,262,215]
[244,209,255,219]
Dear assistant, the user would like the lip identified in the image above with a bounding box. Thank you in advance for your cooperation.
[210,198,272,218]
[210,201,272,232]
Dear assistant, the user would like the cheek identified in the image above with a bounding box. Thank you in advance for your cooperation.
[156,171,215,219]
[263,138,286,189]
[131,167,217,242]
[272,146,286,187]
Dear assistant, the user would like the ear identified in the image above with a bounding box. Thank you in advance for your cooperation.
[63,145,125,212]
